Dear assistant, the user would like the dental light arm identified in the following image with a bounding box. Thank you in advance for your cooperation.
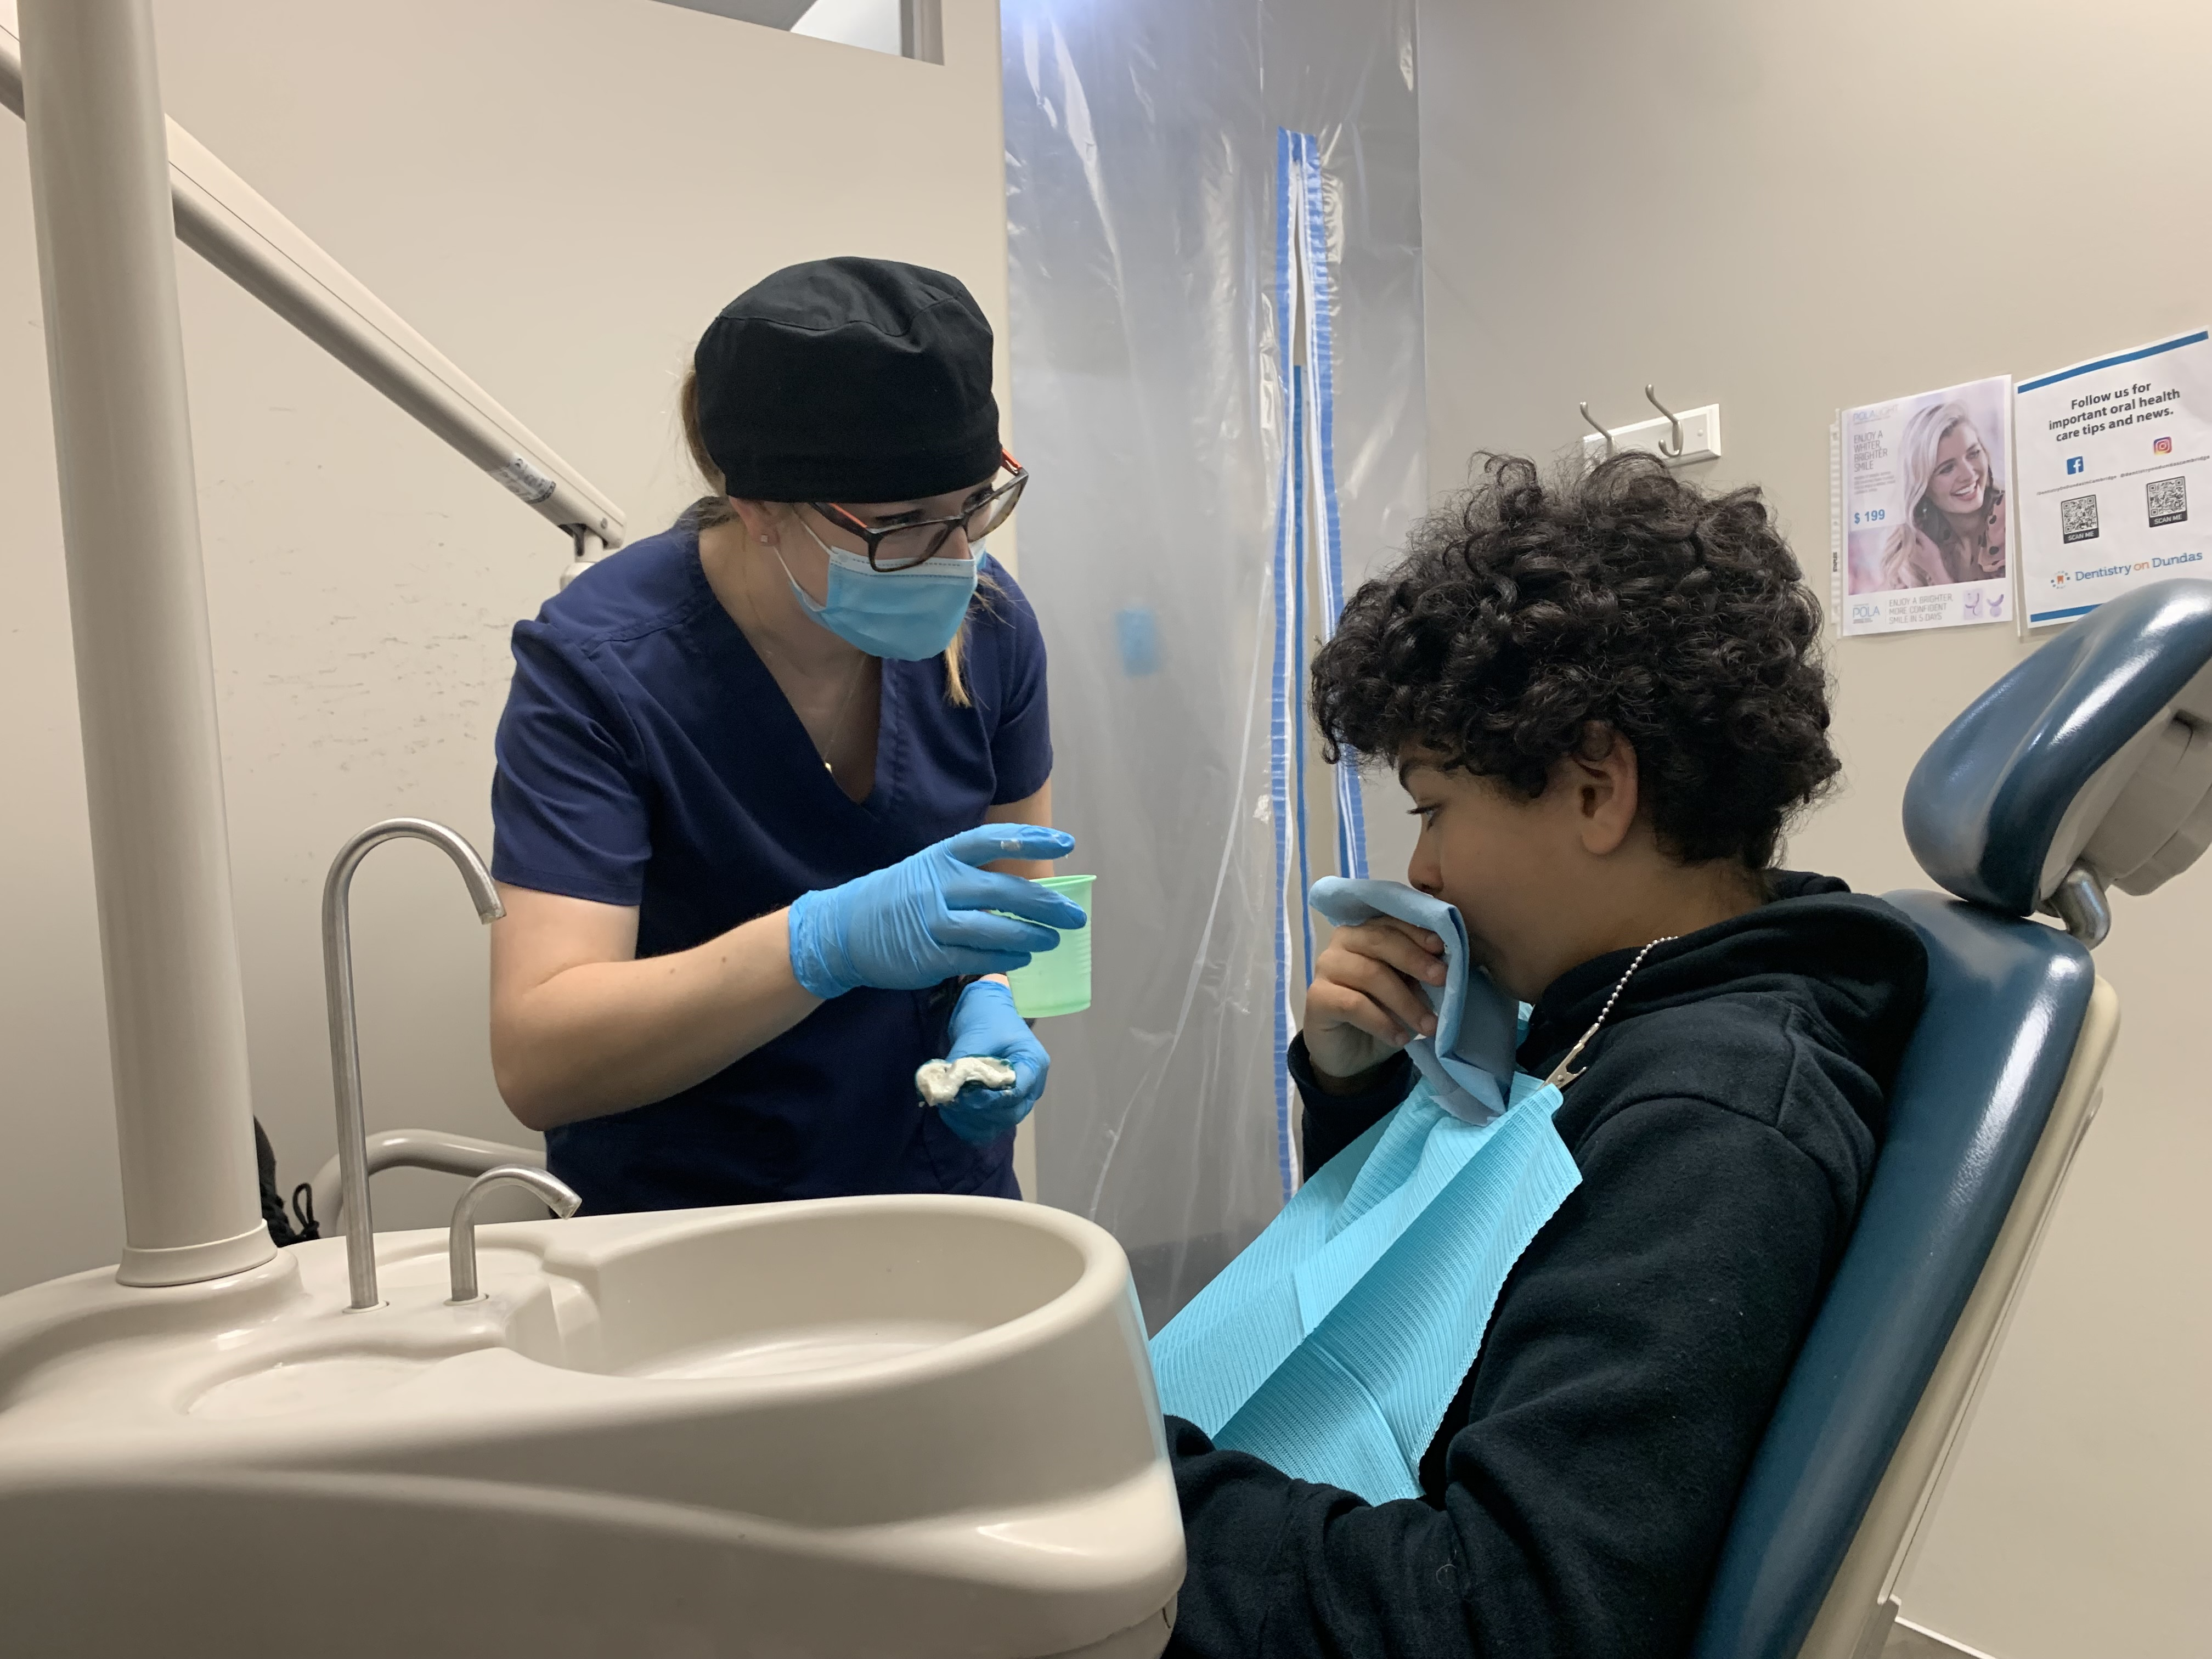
[0,1,626,571]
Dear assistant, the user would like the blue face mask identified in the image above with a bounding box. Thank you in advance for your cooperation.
[778,519,980,661]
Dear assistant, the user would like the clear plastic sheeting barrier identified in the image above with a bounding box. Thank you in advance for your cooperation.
[1003,0,1427,1328]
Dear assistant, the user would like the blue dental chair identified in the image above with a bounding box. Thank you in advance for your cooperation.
[1693,579,2212,1659]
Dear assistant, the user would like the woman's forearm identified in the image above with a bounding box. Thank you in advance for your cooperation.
[493,909,819,1131]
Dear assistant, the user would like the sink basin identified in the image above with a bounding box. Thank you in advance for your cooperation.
[188,1351,439,1418]
[622,1319,977,1380]
[534,1197,1092,1380]
[0,1194,1182,1658]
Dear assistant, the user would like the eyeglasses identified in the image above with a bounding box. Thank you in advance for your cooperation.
[811,450,1028,572]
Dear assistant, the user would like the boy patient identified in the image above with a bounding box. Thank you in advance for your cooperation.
[1165,455,1928,1659]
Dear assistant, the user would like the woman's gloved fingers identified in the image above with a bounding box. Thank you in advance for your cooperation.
[951,1080,1020,1114]
[942,1075,1040,1143]
[938,946,1037,978]
[938,823,1075,868]
[1005,1048,1047,1103]
[940,1092,1020,1145]
[936,907,1064,955]
[787,824,1080,998]
[944,866,1089,929]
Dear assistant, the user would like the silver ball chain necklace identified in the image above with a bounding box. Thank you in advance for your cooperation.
[1541,934,1677,1090]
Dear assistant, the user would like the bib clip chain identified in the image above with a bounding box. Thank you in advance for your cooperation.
[1541,934,1677,1090]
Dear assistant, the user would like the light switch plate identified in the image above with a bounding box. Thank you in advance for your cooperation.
[1581,402,1722,469]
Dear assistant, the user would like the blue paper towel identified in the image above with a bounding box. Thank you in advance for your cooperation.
[1307,877,1520,1122]
[1147,877,1581,1502]
[1151,1070,1579,1502]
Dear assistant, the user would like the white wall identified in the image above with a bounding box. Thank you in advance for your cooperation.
[1412,3,2210,1655]
[0,0,1014,1292]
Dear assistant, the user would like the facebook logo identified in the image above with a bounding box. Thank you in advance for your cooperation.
[2066,456,2086,475]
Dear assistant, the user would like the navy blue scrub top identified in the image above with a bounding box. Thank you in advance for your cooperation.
[489,521,1053,1214]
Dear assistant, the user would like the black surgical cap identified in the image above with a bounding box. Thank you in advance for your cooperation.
[695,256,1001,504]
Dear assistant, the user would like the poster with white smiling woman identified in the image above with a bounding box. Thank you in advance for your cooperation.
[1836,373,2015,636]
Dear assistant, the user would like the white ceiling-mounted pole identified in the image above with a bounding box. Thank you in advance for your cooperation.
[20,0,273,1286]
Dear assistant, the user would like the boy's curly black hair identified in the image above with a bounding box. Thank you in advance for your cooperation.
[1311,453,1838,869]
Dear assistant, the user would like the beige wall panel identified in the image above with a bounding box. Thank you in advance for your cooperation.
[1413,3,2211,1655]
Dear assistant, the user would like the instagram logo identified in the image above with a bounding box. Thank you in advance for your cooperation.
[2153,435,2175,455]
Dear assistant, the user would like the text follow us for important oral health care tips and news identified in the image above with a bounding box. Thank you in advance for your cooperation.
[2017,329,2212,630]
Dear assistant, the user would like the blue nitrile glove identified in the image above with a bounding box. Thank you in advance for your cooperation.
[786,824,1086,999]
[938,978,1049,1146]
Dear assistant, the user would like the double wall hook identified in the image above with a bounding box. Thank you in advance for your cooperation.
[1579,402,1615,458]
[1644,385,1684,459]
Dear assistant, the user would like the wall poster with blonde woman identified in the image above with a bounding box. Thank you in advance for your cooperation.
[1838,373,2015,636]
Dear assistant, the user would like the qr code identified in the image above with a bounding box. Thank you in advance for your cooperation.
[2147,476,2188,528]
[2060,493,2100,543]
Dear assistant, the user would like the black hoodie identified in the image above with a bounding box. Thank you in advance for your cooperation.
[1163,873,1928,1659]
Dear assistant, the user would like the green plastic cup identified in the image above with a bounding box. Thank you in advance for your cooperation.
[1007,873,1094,1017]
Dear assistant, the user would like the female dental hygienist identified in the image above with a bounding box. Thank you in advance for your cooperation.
[483,257,1084,1214]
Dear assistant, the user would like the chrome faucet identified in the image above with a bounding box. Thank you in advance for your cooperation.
[448,1165,581,1303]
[323,819,504,1310]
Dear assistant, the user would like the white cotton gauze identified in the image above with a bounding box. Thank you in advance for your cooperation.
[915,1056,1016,1108]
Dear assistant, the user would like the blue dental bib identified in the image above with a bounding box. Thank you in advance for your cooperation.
[1149,882,1582,1503]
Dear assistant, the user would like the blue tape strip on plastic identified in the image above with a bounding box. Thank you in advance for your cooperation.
[1267,126,1299,1203]
[1267,129,1377,1195]
[1295,132,1369,882]
[1292,363,1316,982]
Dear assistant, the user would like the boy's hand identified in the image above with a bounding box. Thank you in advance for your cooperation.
[1302,917,1446,1091]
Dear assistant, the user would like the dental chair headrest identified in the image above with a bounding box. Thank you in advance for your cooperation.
[1904,578,2212,936]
